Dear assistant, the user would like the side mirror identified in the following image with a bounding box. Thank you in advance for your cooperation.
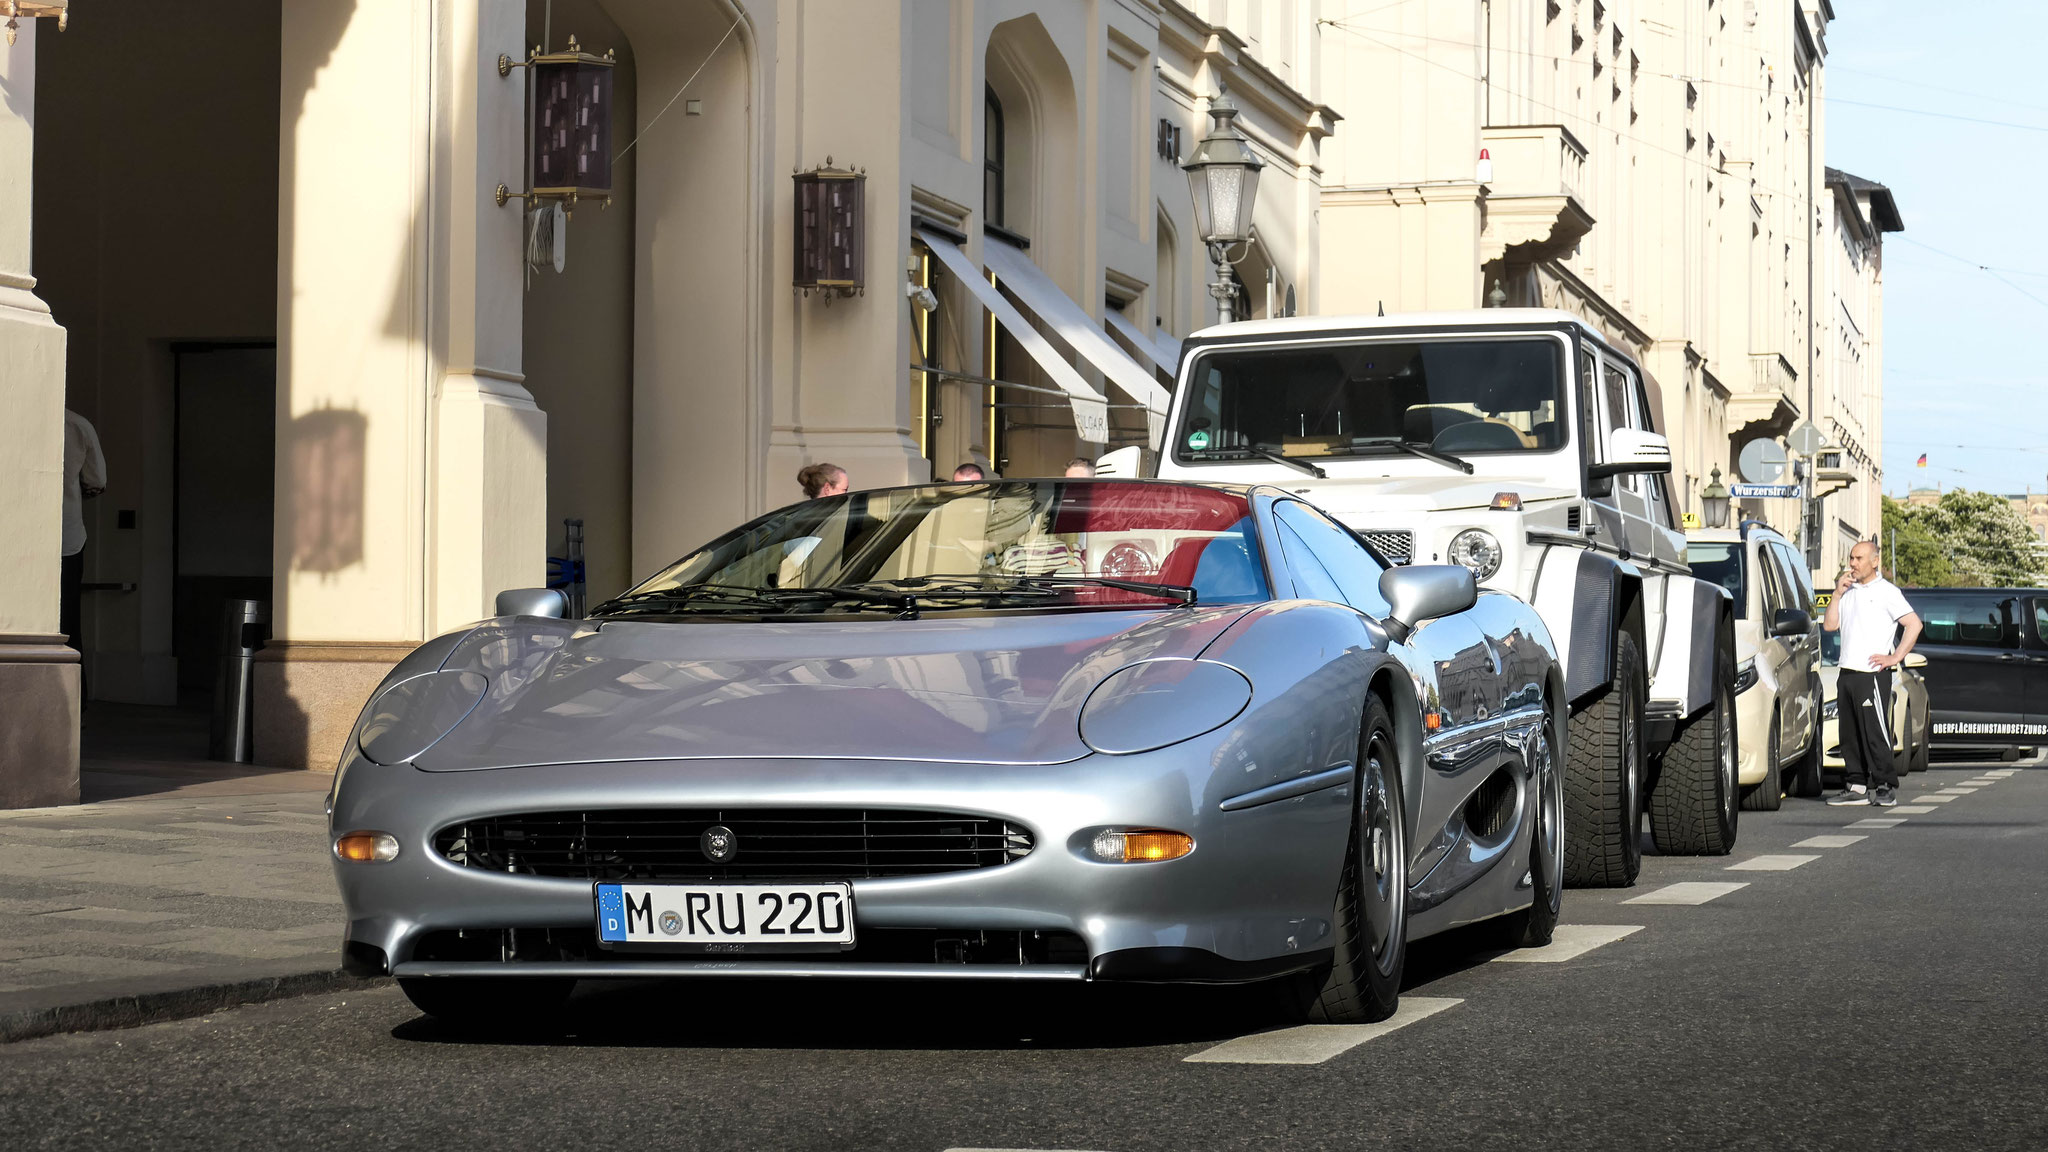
[1588,428,1673,479]
[1378,564,1478,643]
[495,588,568,618]
[1094,445,1151,477]
[1771,608,1811,638]
[1904,652,1928,670]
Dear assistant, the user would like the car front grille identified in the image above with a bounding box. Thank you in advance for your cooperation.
[1359,530,1414,564]
[434,808,1035,881]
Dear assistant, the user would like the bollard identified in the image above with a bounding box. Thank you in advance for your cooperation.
[208,599,269,763]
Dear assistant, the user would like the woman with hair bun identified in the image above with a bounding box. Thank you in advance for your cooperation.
[797,462,849,499]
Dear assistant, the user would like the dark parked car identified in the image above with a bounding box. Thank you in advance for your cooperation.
[1899,587,2048,756]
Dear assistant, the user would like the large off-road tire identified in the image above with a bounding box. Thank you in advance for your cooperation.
[1490,705,1563,950]
[1741,712,1784,811]
[1649,624,1740,855]
[399,976,574,1029]
[1310,696,1407,1025]
[1563,632,1645,888]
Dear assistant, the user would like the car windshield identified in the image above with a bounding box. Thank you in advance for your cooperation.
[1686,542,1747,620]
[1173,337,1567,464]
[596,481,1269,617]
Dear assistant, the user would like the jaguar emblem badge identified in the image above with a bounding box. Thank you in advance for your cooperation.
[701,824,737,863]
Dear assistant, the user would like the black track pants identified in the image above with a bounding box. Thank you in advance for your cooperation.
[1838,669,1898,791]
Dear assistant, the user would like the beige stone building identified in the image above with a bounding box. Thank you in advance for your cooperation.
[0,1,1332,804]
[1317,0,1895,580]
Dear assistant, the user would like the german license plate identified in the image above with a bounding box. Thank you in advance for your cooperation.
[594,883,855,952]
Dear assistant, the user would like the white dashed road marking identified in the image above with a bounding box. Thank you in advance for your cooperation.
[1623,882,1749,905]
[1984,770,2018,777]
[1794,835,1867,848]
[1725,854,1820,871]
[1889,805,1937,814]
[1491,923,1643,963]
[1183,996,1462,1064]
[1910,795,1957,803]
[1938,787,1982,795]
[1847,817,1906,829]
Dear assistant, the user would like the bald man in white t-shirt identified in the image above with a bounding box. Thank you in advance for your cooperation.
[1821,540,1922,808]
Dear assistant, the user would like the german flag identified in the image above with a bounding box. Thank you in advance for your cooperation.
[1916,454,1928,467]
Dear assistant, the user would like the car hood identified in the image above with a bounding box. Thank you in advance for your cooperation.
[1286,476,1576,518]
[408,605,1256,771]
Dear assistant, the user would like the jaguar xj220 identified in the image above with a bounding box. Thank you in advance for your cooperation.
[328,480,1566,1026]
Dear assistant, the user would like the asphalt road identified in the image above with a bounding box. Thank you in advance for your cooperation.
[4,759,2044,1152]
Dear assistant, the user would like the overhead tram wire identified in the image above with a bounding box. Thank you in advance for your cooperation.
[1893,237,2048,313]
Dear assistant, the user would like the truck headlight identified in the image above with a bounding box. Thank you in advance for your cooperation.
[1446,529,1502,581]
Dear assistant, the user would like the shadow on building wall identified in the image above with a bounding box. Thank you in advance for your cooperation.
[284,406,367,575]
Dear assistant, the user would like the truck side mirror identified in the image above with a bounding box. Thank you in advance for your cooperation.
[1588,428,1673,479]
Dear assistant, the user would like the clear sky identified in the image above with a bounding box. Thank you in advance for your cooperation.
[1824,0,2048,499]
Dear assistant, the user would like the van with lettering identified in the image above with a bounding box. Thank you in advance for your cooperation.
[1898,586,2048,757]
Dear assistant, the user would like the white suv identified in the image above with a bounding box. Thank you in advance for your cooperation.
[1148,310,1740,887]
[1684,524,1822,807]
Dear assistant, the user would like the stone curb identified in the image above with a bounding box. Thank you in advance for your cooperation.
[0,968,387,1045]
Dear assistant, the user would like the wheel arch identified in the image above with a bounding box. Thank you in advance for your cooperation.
[1547,550,1645,711]
[1367,663,1428,841]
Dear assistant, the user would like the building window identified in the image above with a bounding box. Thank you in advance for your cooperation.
[985,86,1005,228]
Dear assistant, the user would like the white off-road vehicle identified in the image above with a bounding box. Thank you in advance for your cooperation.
[1139,309,1739,886]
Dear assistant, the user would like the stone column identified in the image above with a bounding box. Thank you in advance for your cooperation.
[0,25,80,808]
[257,0,544,771]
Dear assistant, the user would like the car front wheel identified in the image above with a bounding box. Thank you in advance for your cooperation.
[1310,696,1407,1024]
[1649,624,1739,855]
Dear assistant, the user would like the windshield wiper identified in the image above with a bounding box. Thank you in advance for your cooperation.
[1184,444,1326,479]
[1343,437,1475,475]
[590,584,798,615]
[1011,575,1197,606]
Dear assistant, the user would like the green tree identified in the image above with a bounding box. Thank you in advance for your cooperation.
[1913,490,2044,588]
[1880,496,1955,587]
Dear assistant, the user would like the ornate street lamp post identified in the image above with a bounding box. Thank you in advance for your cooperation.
[1701,466,1732,530]
[1181,90,1263,326]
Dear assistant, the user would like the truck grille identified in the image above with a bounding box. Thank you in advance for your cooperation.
[1359,530,1414,564]
[435,808,1034,882]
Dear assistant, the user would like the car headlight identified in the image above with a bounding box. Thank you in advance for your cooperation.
[1446,529,1502,581]
[356,669,491,765]
[1079,659,1253,755]
[1822,697,1837,721]
[1734,658,1759,694]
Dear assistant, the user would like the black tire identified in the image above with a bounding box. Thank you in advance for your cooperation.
[1563,631,1645,888]
[1490,705,1563,950]
[1649,622,1739,856]
[1310,696,1407,1025]
[1742,712,1784,811]
[1911,708,1932,773]
[1894,698,1916,776]
[1788,702,1824,799]
[398,976,574,1029]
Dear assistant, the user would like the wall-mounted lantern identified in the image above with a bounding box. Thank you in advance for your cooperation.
[6,2,70,47]
[793,158,866,301]
[496,35,616,215]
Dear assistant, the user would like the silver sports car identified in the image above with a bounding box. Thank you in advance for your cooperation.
[329,480,1565,1026]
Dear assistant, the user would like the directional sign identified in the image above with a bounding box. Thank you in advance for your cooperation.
[1730,483,1801,499]
[1788,421,1825,457]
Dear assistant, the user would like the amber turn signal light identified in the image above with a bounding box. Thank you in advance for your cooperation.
[334,831,400,863]
[1090,828,1194,863]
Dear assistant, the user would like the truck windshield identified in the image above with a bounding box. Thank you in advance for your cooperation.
[1174,337,1567,464]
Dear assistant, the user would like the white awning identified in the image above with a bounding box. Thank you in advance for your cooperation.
[981,239,1171,443]
[1103,307,1184,381]
[918,229,1109,442]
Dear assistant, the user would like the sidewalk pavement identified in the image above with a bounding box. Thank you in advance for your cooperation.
[0,731,370,1043]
